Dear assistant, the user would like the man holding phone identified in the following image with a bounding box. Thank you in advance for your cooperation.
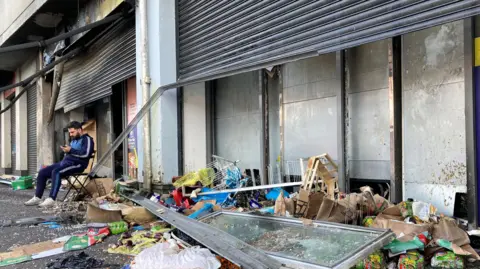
[25,121,94,207]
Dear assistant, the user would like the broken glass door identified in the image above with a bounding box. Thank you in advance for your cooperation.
[201,212,394,269]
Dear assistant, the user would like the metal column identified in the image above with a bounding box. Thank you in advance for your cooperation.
[336,51,346,192]
[388,37,403,204]
[261,70,269,185]
[465,17,478,227]
[205,81,215,163]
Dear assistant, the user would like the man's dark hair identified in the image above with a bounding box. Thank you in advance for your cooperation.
[67,121,83,130]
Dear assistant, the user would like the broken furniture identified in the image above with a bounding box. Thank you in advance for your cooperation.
[302,154,339,199]
[200,211,394,269]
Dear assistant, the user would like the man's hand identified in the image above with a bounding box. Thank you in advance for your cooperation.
[60,145,71,153]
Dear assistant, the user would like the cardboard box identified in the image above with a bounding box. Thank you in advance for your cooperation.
[85,178,114,196]
[86,203,122,223]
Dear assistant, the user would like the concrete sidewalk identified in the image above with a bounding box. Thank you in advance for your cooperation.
[0,184,129,269]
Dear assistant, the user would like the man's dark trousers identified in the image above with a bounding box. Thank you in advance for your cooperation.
[35,161,86,200]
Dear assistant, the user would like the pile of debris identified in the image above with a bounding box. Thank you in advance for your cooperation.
[155,153,480,268]
[2,153,479,269]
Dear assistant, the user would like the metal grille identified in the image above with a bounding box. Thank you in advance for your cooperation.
[11,97,16,172]
[56,19,136,112]
[27,85,38,176]
[178,0,480,80]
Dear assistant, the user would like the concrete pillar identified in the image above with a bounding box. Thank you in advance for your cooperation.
[1,95,11,173]
[15,86,28,174]
[37,79,54,167]
[136,0,178,184]
[183,83,207,173]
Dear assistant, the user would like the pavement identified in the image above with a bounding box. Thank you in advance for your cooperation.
[0,184,130,269]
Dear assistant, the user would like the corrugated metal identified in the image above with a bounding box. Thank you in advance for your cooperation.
[11,96,16,171]
[56,19,136,112]
[27,85,37,175]
[177,0,480,80]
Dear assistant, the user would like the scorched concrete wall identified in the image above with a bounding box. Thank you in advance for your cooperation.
[346,40,390,181]
[215,71,261,171]
[402,21,466,216]
[282,53,339,162]
[0,0,47,46]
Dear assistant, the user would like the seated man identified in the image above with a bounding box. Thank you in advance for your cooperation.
[25,121,94,207]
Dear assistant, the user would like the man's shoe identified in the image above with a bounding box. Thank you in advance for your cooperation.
[39,198,55,208]
[25,196,42,206]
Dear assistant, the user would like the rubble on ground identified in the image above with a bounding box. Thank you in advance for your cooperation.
[1,153,479,269]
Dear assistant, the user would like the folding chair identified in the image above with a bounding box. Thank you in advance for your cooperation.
[61,151,97,201]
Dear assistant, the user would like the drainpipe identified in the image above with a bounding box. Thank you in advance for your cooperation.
[139,0,152,191]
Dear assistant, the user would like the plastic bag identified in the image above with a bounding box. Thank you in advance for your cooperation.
[431,251,464,268]
[363,216,376,227]
[398,250,424,269]
[355,250,385,269]
[398,201,413,218]
[383,232,431,254]
[173,168,215,188]
[411,202,436,222]
[133,241,220,269]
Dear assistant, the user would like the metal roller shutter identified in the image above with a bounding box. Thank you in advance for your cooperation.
[27,85,37,175]
[178,0,480,80]
[56,18,136,112]
[11,97,16,172]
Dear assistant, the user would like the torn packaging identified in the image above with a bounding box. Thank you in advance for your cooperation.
[431,218,480,259]
[372,216,433,241]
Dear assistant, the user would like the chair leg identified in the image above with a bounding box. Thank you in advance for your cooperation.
[62,186,73,202]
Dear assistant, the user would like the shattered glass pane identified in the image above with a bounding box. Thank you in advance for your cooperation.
[203,213,381,267]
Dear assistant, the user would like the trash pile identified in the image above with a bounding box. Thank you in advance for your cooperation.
[2,153,479,269]
[154,154,480,268]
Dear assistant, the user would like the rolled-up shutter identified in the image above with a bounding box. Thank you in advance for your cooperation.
[27,85,37,175]
[178,0,480,80]
[56,18,136,112]
[11,97,16,171]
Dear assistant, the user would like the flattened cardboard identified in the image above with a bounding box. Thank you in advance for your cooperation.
[0,240,64,262]
[304,192,324,219]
